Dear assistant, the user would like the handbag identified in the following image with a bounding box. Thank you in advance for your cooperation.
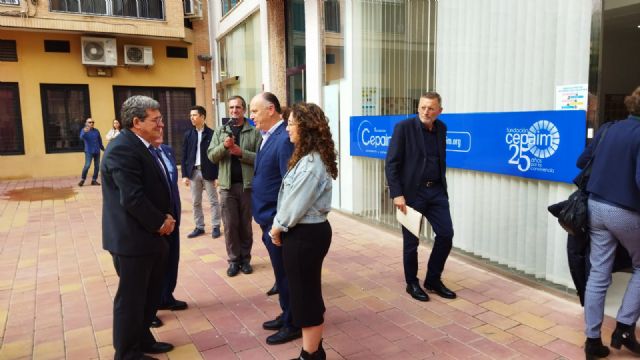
[555,124,611,236]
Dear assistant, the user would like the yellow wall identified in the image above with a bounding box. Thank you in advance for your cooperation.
[0,0,186,39]
[0,30,196,179]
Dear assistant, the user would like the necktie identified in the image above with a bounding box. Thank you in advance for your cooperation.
[148,145,171,193]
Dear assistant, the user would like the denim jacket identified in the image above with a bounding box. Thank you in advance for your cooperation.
[272,152,332,232]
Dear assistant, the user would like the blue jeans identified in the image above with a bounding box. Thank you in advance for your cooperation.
[585,197,640,338]
[402,183,454,285]
[81,152,100,181]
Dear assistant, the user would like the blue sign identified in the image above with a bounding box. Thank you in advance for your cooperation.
[350,110,587,183]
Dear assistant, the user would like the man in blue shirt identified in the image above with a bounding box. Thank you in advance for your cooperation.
[79,117,105,186]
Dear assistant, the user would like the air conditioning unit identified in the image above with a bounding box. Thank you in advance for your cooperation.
[184,0,202,18]
[124,45,154,66]
[81,37,117,66]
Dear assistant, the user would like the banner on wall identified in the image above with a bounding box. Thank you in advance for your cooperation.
[350,110,587,183]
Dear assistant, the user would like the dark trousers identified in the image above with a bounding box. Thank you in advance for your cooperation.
[111,240,168,360]
[283,222,332,328]
[402,184,454,285]
[260,223,296,330]
[161,228,180,305]
[81,152,100,181]
[219,183,253,264]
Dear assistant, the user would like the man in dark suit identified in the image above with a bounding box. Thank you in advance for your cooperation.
[385,91,456,302]
[181,105,221,240]
[249,92,300,345]
[150,141,184,326]
[101,95,175,359]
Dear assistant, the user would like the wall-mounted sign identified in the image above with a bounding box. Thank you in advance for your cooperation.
[350,110,586,183]
[556,84,588,110]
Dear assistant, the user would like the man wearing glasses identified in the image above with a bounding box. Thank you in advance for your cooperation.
[79,117,105,186]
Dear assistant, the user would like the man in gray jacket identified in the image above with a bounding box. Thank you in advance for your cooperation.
[207,95,262,277]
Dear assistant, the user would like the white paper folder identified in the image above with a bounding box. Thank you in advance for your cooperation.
[396,205,423,238]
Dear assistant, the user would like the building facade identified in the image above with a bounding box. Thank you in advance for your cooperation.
[208,0,640,301]
[0,0,214,178]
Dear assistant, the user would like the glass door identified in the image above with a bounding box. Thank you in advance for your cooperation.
[285,0,306,105]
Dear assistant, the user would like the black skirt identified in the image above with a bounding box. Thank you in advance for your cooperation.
[282,221,332,328]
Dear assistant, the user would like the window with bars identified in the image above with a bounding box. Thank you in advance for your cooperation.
[0,83,25,155]
[41,84,91,154]
[49,0,164,19]
[0,0,19,5]
[113,86,195,163]
[220,0,238,16]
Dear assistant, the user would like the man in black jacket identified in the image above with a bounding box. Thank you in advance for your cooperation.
[385,91,456,303]
[182,105,221,239]
[101,95,175,359]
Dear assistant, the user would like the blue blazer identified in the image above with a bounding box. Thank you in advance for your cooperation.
[252,122,294,226]
[160,144,182,227]
[577,116,640,212]
[385,117,448,202]
[181,125,219,180]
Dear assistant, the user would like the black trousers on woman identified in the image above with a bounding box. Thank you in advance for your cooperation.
[282,221,332,328]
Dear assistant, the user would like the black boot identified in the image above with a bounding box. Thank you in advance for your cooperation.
[585,337,609,360]
[611,321,640,354]
[291,340,326,360]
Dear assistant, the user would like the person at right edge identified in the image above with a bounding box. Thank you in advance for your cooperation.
[208,96,262,277]
[384,91,456,302]
[578,86,640,360]
[269,102,337,360]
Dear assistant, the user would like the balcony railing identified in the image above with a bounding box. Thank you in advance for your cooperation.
[0,0,20,5]
[50,0,164,19]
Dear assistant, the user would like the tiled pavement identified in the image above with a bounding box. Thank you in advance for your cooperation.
[0,177,631,359]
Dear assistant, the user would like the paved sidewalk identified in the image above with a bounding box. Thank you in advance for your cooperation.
[0,177,626,359]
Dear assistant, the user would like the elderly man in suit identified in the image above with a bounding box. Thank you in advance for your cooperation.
[385,91,456,303]
[101,95,175,359]
[249,92,300,345]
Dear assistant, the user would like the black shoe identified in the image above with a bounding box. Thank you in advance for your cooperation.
[187,228,205,238]
[150,316,163,328]
[212,227,221,238]
[241,263,253,274]
[585,337,610,359]
[90,180,100,186]
[266,282,279,296]
[227,263,240,277]
[142,342,174,354]
[291,339,326,360]
[611,321,640,354]
[424,280,457,299]
[406,283,429,302]
[158,299,188,311]
[263,314,283,330]
[266,326,302,345]
[78,180,85,187]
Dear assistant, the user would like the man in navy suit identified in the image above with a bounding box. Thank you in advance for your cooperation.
[249,92,301,345]
[101,95,175,359]
[150,139,185,326]
[181,106,221,240]
[385,92,457,302]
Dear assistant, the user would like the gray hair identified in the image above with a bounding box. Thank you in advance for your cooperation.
[120,95,160,129]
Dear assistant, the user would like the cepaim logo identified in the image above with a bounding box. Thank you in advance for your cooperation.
[357,120,392,152]
[505,119,560,172]
[527,120,560,159]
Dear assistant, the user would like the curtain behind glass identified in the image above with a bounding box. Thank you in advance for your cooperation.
[356,0,437,116]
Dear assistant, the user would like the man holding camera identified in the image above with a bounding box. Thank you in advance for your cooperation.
[207,96,262,277]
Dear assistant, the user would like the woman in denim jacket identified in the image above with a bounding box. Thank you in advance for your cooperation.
[269,103,337,360]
